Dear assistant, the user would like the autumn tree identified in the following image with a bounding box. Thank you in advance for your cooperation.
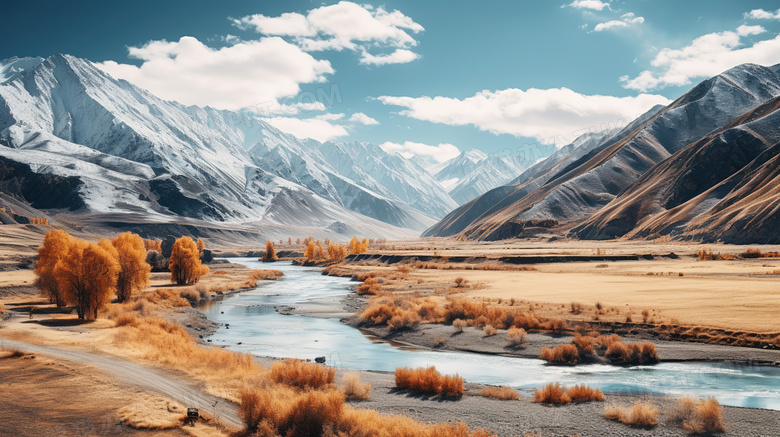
[304,240,316,260]
[144,239,162,252]
[55,239,120,320]
[296,238,302,245]
[34,229,73,307]
[327,243,348,261]
[349,236,369,254]
[315,240,324,259]
[169,236,209,285]
[197,238,206,253]
[112,232,151,302]
[262,240,279,262]
[288,237,292,245]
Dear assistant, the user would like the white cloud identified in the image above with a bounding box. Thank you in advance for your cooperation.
[736,24,766,37]
[348,112,380,125]
[621,28,780,91]
[235,1,424,66]
[379,141,460,163]
[359,49,420,66]
[315,113,345,121]
[98,36,333,111]
[745,9,780,20]
[264,116,349,142]
[593,12,644,32]
[566,0,611,11]
[379,88,670,144]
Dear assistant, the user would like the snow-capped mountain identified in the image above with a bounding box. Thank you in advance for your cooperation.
[424,62,780,243]
[431,149,536,205]
[0,54,450,238]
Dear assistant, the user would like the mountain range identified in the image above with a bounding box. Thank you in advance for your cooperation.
[0,54,525,240]
[424,62,780,244]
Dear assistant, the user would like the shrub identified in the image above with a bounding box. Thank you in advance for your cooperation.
[506,327,527,348]
[341,372,371,401]
[605,402,658,428]
[540,344,579,365]
[453,318,468,333]
[454,277,467,288]
[741,248,762,258]
[546,318,567,335]
[394,366,463,398]
[570,302,584,314]
[483,324,497,336]
[669,397,726,434]
[261,241,278,262]
[387,310,421,331]
[533,383,570,404]
[566,384,604,402]
[270,359,335,389]
[480,386,520,400]
[440,374,464,398]
[356,277,381,296]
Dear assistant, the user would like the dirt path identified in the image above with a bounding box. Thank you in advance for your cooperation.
[0,339,242,429]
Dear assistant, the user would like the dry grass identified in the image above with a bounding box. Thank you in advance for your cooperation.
[118,396,186,429]
[483,324,497,336]
[453,318,468,332]
[480,386,520,400]
[539,344,580,365]
[532,383,570,404]
[697,248,737,261]
[506,326,527,348]
[356,277,382,296]
[394,366,463,398]
[270,359,335,390]
[570,302,584,314]
[604,402,658,428]
[668,397,726,434]
[341,372,372,401]
[565,384,604,402]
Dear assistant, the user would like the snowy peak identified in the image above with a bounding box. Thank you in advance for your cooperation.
[0,56,44,83]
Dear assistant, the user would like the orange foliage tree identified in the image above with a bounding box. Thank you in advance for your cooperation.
[315,240,324,258]
[34,229,73,307]
[262,240,279,262]
[196,238,206,253]
[305,240,316,260]
[55,239,120,320]
[169,236,209,285]
[112,232,152,302]
[348,236,369,254]
[327,242,348,261]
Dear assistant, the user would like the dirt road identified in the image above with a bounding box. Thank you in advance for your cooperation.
[0,339,242,428]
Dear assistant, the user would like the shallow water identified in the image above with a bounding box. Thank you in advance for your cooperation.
[202,259,780,410]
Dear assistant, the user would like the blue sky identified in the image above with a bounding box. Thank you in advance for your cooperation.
[4,1,780,165]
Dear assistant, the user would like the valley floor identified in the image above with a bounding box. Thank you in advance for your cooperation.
[2,232,780,436]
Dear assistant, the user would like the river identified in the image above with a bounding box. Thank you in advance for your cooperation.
[202,259,780,410]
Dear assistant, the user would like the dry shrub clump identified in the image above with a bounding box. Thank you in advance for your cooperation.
[480,386,520,400]
[605,402,658,428]
[453,318,468,333]
[341,372,372,401]
[697,248,737,261]
[566,384,604,402]
[239,385,345,437]
[570,302,584,314]
[356,277,382,296]
[669,397,726,434]
[359,294,445,331]
[540,344,580,365]
[506,326,527,348]
[395,366,463,398]
[533,383,570,404]
[483,324,498,336]
[270,359,335,390]
[551,333,658,366]
[533,383,603,405]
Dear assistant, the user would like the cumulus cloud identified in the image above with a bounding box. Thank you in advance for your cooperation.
[593,12,644,32]
[565,0,611,11]
[620,28,780,91]
[379,88,670,144]
[745,9,780,20]
[360,49,420,66]
[348,113,380,125]
[264,116,349,142]
[98,36,333,111]
[234,1,424,65]
[379,141,460,163]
